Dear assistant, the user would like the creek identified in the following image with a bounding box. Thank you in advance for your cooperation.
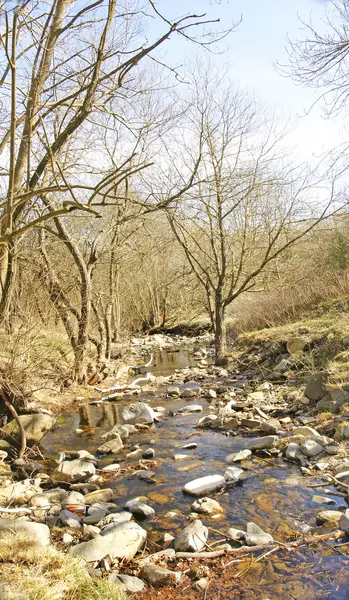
[42,346,349,599]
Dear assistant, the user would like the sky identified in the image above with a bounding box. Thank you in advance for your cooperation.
[150,0,344,163]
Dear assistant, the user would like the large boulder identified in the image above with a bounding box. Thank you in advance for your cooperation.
[2,414,55,445]
[0,518,50,547]
[70,521,146,562]
[174,520,208,552]
[121,403,155,425]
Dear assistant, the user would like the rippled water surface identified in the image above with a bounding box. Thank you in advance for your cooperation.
[42,347,349,599]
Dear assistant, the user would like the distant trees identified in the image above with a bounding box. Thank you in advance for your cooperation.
[164,72,346,363]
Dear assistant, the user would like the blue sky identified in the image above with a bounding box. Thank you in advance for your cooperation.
[151,0,344,161]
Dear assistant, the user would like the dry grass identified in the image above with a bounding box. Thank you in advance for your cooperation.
[0,534,126,600]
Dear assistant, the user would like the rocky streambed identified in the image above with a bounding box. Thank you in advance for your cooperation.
[0,336,349,599]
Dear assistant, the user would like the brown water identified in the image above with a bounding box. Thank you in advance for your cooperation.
[42,347,349,599]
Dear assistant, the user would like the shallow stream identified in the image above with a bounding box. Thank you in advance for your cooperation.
[42,347,349,599]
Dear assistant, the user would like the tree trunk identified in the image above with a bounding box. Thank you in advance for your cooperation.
[73,273,91,384]
[214,297,226,365]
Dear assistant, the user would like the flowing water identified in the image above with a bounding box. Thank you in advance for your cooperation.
[42,347,349,599]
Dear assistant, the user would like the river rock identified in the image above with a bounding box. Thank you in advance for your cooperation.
[224,466,245,483]
[178,404,203,413]
[97,511,132,530]
[227,449,252,463]
[339,509,349,533]
[62,491,85,508]
[28,493,51,508]
[0,450,7,462]
[197,414,221,428]
[84,489,114,504]
[101,424,130,442]
[191,497,223,516]
[294,426,320,438]
[83,507,109,525]
[316,510,344,525]
[97,434,123,454]
[121,403,155,425]
[127,502,155,518]
[167,386,180,397]
[141,565,181,587]
[174,519,208,552]
[285,443,303,462]
[70,521,146,562]
[0,481,41,505]
[60,509,82,528]
[304,372,328,401]
[228,527,245,541]
[101,463,120,472]
[109,574,145,593]
[260,419,281,435]
[245,522,274,546]
[300,439,323,458]
[142,448,155,459]
[0,518,50,547]
[180,388,197,398]
[57,458,96,481]
[247,436,278,451]
[183,475,225,496]
[182,443,198,450]
[204,389,217,399]
[2,414,55,445]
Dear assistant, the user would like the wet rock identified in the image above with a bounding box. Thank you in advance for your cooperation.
[191,497,223,516]
[224,466,245,483]
[178,404,203,413]
[228,527,245,541]
[247,436,278,451]
[97,434,123,454]
[127,502,155,518]
[101,424,130,442]
[180,388,198,398]
[109,574,145,593]
[182,443,198,450]
[312,495,336,505]
[167,386,180,397]
[142,448,155,459]
[2,414,55,445]
[174,519,208,552]
[127,469,155,482]
[245,522,274,546]
[60,509,82,528]
[300,439,323,458]
[101,463,120,472]
[183,475,225,496]
[137,548,175,567]
[316,510,343,525]
[121,403,155,425]
[173,454,191,461]
[204,389,217,399]
[227,449,252,463]
[97,511,132,530]
[141,565,181,587]
[304,372,328,401]
[70,521,147,562]
[57,459,96,481]
[0,518,50,547]
[197,414,221,428]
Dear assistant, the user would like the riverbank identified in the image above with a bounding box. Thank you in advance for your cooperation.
[0,326,348,599]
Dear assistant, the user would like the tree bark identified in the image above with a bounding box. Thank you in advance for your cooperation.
[214,295,226,364]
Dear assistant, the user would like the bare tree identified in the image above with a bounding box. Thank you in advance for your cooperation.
[279,0,349,116]
[163,73,346,363]
[0,0,235,326]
